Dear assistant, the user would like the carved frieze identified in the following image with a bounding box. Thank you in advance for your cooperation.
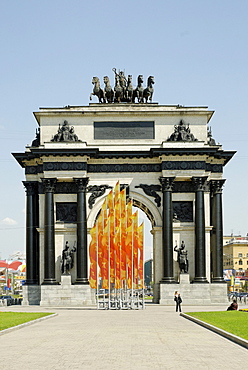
[135,184,161,207]
[162,161,205,171]
[43,162,87,171]
[56,202,77,223]
[88,163,161,173]
[25,165,43,175]
[173,201,193,222]
[87,185,112,209]
[24,161,223,175]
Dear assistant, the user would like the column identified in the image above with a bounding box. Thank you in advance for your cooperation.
[210,179,226,283]
[23,181,39,285]
[42,178,57,285]
[192,177,209,283]
[159,177,176,283]
[74,177,89,284]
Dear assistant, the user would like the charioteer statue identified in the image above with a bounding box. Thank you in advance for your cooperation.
[61,241,76,275]
[90,68,154,104]
[174,241,189,274]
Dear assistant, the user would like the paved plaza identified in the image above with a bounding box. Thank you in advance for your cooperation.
[0,303,247,369]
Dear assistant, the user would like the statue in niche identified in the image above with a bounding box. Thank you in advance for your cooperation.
[174,241,188,273]
[61,241,76,275]
[167,120,197,142]
[51,120,81,142]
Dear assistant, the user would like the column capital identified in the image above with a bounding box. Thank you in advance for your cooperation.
[73,177,89,192]
[159,177,175,191]
[41,178,57,193]
[192,176,208,191]
[23,181,38,196]
[210,179,226,195]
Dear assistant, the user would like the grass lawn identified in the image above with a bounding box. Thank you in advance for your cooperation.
[0,312,53,331]
[186,311,248,340]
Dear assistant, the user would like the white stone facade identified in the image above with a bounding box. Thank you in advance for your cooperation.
[13,103,235,306]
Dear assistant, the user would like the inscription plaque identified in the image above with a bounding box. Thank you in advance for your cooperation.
[94,121,154,140]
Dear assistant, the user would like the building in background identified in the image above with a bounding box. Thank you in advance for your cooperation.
[223,235,248,291]
[144,259,153,289]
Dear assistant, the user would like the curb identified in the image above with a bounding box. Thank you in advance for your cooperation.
[180,313,248,349]
[0,313,58,336]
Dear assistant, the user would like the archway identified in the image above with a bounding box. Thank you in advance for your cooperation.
[87,189,163,304]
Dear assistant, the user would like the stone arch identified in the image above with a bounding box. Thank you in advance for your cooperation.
[87,189,162,229]
[87,188,163,303]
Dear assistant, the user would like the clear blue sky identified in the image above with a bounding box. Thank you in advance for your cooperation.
[0,0,247,259]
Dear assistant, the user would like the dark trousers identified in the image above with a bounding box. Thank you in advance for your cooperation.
[176,302,181,312]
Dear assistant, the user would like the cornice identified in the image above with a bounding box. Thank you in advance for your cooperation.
[12,146,236,168]
[33,104,214,124]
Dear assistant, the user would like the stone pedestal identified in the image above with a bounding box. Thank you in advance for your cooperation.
[179,273,190,284]
[160,282,228,305]
[40,275,96,307]
[22,285,41,306]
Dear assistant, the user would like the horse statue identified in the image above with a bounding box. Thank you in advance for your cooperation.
[133,75,144,103]
[61,241,76,275]
[143,76,155,103]
[126,75,133,102]
[90,77,106,103]
[103,76,114,103]
[114,75,123,103]
[174,241,188,273]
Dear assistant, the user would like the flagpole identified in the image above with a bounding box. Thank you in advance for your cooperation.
[108,217,110,310]
[96,221,99,309]
[131,216,134,309]
[142,223,144,309]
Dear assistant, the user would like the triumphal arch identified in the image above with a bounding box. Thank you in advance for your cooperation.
[13,70,235,306]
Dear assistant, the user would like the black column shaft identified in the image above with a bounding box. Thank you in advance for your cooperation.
[192,177,208,283]
[43,178,57,284]
[159,177,176,283]
[211,180,226,283]
[74,178,89,284]
[23,182,39,285]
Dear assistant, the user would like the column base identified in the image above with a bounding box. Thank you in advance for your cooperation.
[74,278,89,285]
[212,277,226,283]
[192,277,209,284]
[160,277,178,284]
[42,278,59,285]
[25,279,38,285]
